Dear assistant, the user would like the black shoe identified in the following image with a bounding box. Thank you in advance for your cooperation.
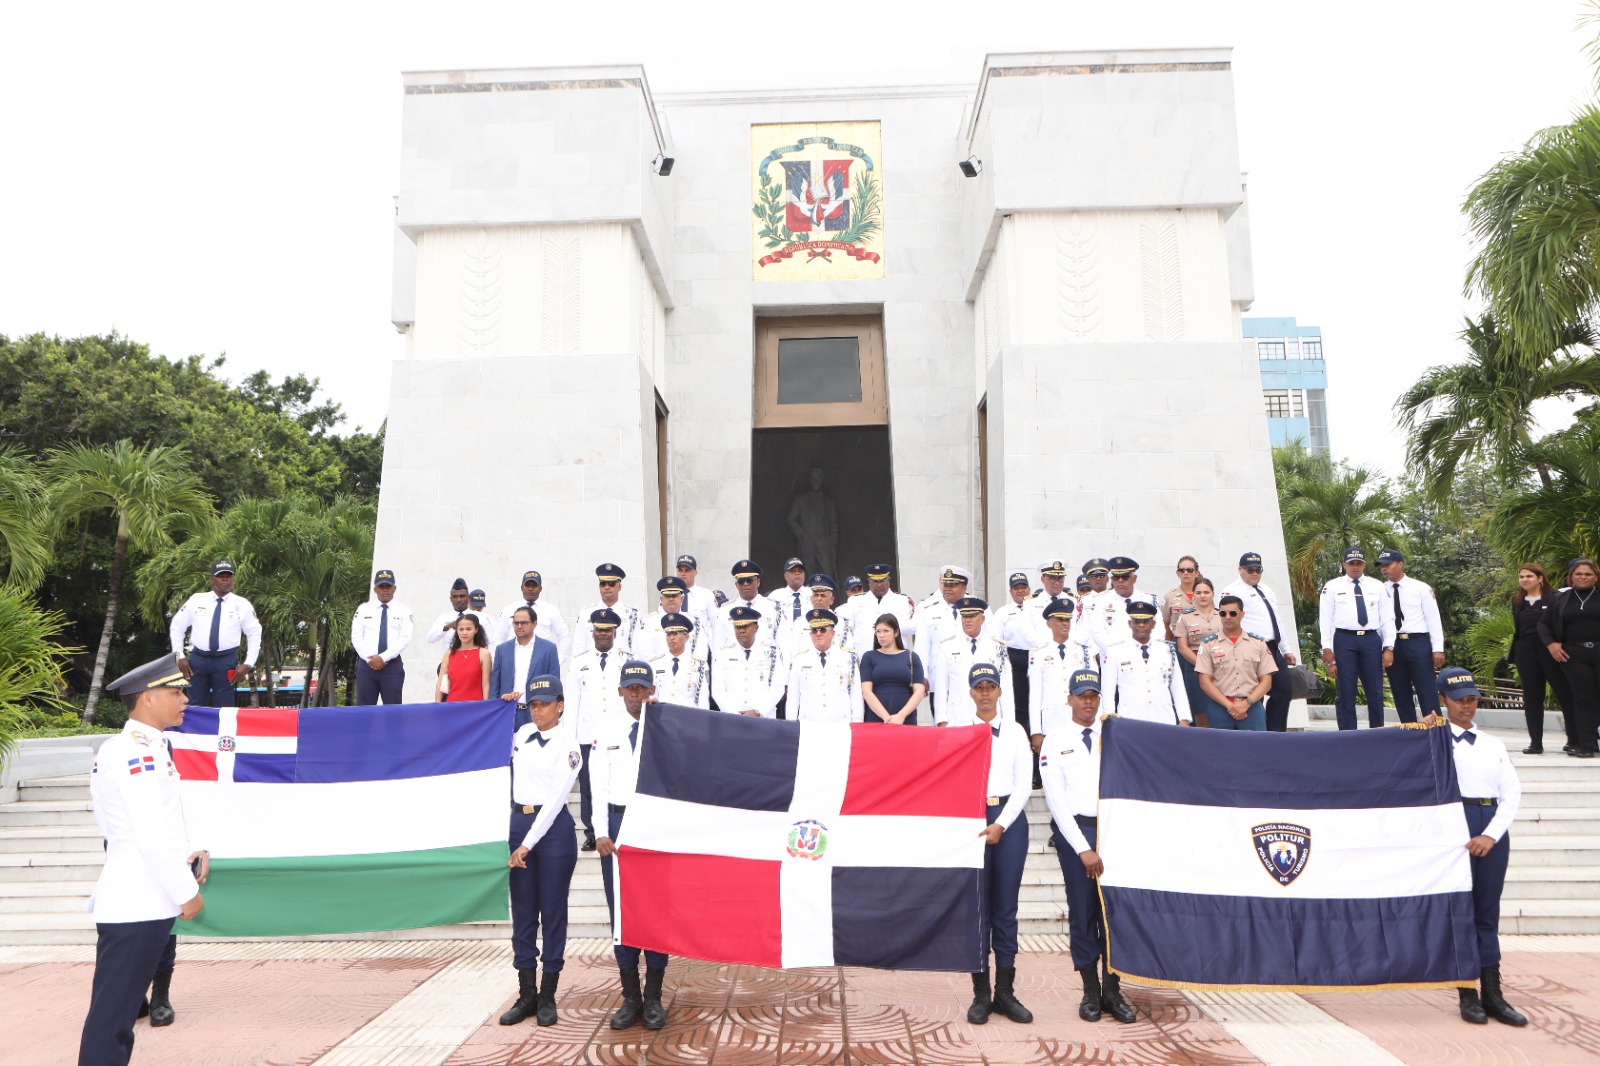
[137,998,150,1020]
[1458,986,1488,1024]
[1523,745,1544,755]
[1480,966,1528,1027]
[1076,966,1102,1022]
[1101,969,1137,1024]
[966,969,992,1025]
[581,836,597,852]
[1574,751,1596,759]
[610,968,643,1029]
[499,969,539,1025]
[535,972,560,1027]
[642,967,668,1030]
[991,967,1033,1023]
[149,969,175,1027]
[1564,744,1576,754]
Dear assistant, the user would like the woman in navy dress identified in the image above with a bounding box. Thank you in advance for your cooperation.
[860,613,928,725]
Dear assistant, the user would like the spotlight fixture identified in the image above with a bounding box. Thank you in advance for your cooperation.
[653,153,675,177]
[958,156,983,178]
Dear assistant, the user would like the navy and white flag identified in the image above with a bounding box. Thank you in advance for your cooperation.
[614,704,991,971]
[1098,717,1478,990]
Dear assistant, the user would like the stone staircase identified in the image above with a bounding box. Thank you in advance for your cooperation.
[3,737,1595,944]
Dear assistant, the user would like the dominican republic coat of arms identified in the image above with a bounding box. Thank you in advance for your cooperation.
[751,121,884,280]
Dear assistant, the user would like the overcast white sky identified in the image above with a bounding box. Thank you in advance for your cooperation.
[2,2,1594,477]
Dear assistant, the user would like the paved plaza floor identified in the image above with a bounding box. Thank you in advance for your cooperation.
[9,934,1600,1065]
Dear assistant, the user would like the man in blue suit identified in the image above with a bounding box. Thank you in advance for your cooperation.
[492,606,561,729]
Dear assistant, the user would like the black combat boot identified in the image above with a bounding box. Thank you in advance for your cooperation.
[1100,962,1137,1024]
[149,969,175,1027]
[498,969,539,1025]
[642,967,668,1030]
[610,967,643,1029]
[1458,985,1488,1024]
[1479,966,1527,1026]
[966,969,992,1024]
[991,967,1033,1023]
[535,971,560,1026]
[1077,966,1102,1022]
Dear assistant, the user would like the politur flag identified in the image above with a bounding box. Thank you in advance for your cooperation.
[1097,716,1479,991]
[167,700,513,937]
[616,704,990,970]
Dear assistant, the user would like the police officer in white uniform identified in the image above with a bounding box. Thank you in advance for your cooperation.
[500,674,582,1029]
[787,608,864,722]
[565,608,624,851]
[767,556,810,624]
[575,564,645,659]
[169,560,261,707]
[717,559,781,649]
[995,573,1038,731]
[502,570,571,665]
[647,613,710,708]
[1318,546,1396,730]
[427,578,473,661]
[1085,557,1165,655]
[712,605,785,717]
[781,574,848,660]
[79,654,208,1066]
[933,597,1010,725]
[914,566,973,662]
[641,577,705,661]
[1029,598,1097,750]
[351,569,415,705]
[593,661,672,1031]
[674,554,720,638]
[1221,551,1299,732]
[1378,547,1446,723]
[848,562,917,653]
[1102,600,1191,726]
[469,589,505,645]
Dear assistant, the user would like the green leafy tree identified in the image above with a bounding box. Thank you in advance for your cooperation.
[0,446,51,590]
[1486,417,1600,566]
[1464,607,1518,686]
[46,441,214,724]
[1273,443,1402,603]
[0,587,79,767]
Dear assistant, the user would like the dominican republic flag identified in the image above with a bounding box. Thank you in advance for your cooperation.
[1098,716,1479,991]
[616,704,990,970]
[783,159,852,233]
[168,700,513,938]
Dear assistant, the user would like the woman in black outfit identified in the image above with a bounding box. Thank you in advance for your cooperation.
[1513,563,1575,754]
[1539,558,1600,758]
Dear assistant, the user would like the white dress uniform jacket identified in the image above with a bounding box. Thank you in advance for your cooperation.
[351,598,415,663]
[717,596,783,649]
[647,650,710,709]
[994,600,1040,651]
[511,720,584,849]
[1102,637,1192,725]
[767,584,812,627]
[87,721,201,923]
[1317,574,1396,653]
[847,591,917,653]
[591,712,648,819]
[640,610,711,662]
[169,591,262,666]
[932,633,1011,725]
[502,598,571,663]
[1083,589,1166,654]
[683,584,719,639]
[1450,724,1521,841]
[983,717,1034,831]
[787,645,864,722]
[575,600,645,659]
[1384,576,1445,646]
[1039,720,1103,855]
[565,647,625,746]
[712,641,786,717]
[426,609,471,657]
[1028,639,1099,738]
[914,598,967,661]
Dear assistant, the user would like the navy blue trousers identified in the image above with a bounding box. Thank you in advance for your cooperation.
[1264,640,1293,732]
[1386,634,1438,724]
[79,916,175,1066]
[575,746,595,840]
[509,806,577,972]
[354,657,404,705]
[980,800,1028,970]
[1051,817,1104,970]
[599,809,669,971]
[1465,802,1509,968]
[1333,629,1385,730]
[186,648,236,707]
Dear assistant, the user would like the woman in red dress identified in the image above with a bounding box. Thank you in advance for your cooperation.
[436,613,492,702]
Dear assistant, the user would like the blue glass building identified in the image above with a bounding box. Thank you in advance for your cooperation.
[1242,316,1330,454]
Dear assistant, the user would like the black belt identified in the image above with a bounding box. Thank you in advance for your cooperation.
[1575,642,1598,649]
[1337,629,1374,636]
[1074,815,1097,826]
[188,646,238,658]
[511,803,542,815]
[608,803,627,813]
[1461,798,1497,807]
[1396,633,1429,640]
[985,794,1009,807]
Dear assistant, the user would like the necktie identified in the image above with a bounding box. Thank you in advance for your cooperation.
[1455,730,1476,745]
[820,651,827,668]
[793,590,802,618]
[1083,726,1093,753]
[599,652,608,671]
[1393,583,1405,629]
[970,637,978,653]
[1254,586,1281,643]
[991,725,1001,737]
[672,657,680,676]
[533,731,549,748]
[628,720,639,752]
[952,606,959,621]
[1141,643,1150,661]
[209,596,224,651]
[744,648,751,660]
[1354,578,1369,626]
[377,603,389,655]
[1058,644,1065,660]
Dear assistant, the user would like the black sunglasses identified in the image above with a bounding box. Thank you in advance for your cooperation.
[1219,609,1242,617]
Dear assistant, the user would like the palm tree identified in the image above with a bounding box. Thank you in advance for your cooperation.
[1464,103,1600,360]
[1277,462,1401,603]
[1395,314,1600,499]
[0,447,51,591]
[46,441,214,723]
[0,587,79,767]
[1486,419,1600,566]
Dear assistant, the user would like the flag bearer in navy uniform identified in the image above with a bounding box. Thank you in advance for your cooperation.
[79,654,208,1066]
[1039,668,1138,1025]
[169,560,261,706]
[351,569,413,705]
[500,675,582,1028]
[1318,546,1395,729]
[1427,667,1529,1028]
[967,662,1034,1027]
[594,661,671,1031]
[1377,548,1446,723]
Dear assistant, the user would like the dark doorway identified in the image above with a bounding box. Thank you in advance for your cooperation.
[750,427,898,591]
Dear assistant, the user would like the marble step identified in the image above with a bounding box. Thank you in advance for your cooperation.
[0,801,97,828]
